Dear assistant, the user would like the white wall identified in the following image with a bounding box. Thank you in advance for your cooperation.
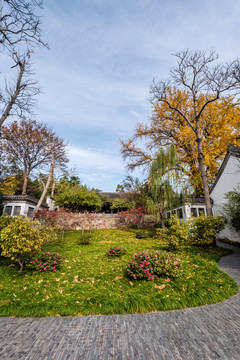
[3,201,40,217]
[211,155,240,242]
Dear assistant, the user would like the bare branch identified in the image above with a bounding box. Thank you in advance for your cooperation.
[0,0,48,52]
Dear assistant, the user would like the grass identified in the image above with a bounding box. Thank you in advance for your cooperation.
[0,228,238,317]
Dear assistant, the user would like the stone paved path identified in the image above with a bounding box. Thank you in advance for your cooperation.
[0,242,239,360]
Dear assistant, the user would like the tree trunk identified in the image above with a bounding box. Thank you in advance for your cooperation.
[0,57,26,127]
[22,169,29,195]
[51,175,56,197]
[16,258,24,272]
[196,138,212,216]
[160,206,165,229]
[32,152,55,218]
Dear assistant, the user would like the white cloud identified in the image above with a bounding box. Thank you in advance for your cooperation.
[67,145,124,172]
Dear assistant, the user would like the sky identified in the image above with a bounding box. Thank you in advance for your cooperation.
[4,0,240,191]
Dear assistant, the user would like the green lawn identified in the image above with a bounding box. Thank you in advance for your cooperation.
[0,229,238,317]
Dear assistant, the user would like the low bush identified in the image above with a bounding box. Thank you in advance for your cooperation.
[189,215,225,245]
[126,250,181,281]
[0,217,55,271]
[136,230,147,239]
[128,224,138,230]
[105,246,127,257]
[26,252,63,272]
[0,214,15,233]
[78,232,92,245]
[157,215,189,250]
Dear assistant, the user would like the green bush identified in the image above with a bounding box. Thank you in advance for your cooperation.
[136,230,147,239]
[78,232,92,245]
[128,224,138,230]
[126,250,181,281]
[0,214,15,233]
[0,217,54,271]
[26,251,63,272]
[222,187,240,233]
[105,246,127,257]
[157,214,189,250]
[189,215,225,245]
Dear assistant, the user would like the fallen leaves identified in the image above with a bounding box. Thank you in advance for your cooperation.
[154,284,166,291]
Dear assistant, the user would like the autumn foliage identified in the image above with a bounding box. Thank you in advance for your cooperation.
[121,88,240,195]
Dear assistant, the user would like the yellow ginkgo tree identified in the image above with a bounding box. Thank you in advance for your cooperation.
[121,50,240,215]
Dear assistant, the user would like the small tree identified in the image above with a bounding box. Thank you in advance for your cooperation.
[147,145,181,229]
[1,118,68,196]
[117,207,146,228]
[157,214,189,250]
[0,217,53,271]
[54,184,103,212]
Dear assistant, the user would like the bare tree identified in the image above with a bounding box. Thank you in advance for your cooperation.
[0,0,47,52]
[32,141,69,217]
[150,49,240,216]
[0,1,47,129]
[0,51,40,127]
[1,118,68,195]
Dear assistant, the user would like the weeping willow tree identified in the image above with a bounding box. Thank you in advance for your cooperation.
[147,145,181,229]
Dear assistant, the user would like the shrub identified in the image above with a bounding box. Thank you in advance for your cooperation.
[117,207,146,228]
[0,217,55,271]
[128,224,138,230]
[26,252,63,272]
[78,232,92,245]
[136,230,147,239]
[222,186,240,233]
[189,215,225,245]
[105,247,127,257]
[126,250,181,281]
[157,214,189,250]
[136,230,153,239]
[0,214,15,233]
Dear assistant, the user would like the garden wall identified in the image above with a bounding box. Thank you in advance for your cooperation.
[38,210,155,230]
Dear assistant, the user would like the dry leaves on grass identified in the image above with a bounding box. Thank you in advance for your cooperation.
[154,284,166,291]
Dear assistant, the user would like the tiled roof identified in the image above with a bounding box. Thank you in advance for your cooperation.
[2,195,48,208]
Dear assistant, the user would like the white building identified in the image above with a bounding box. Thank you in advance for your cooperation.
[2,195,49,217]
[210,146,240,242]
[166,198,207,221]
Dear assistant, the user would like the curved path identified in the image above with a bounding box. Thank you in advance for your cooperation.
[0,242,240,360]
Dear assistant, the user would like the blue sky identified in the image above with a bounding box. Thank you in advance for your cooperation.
[15,0,240,190]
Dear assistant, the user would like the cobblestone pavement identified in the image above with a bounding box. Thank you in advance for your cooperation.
[0,242,239,360]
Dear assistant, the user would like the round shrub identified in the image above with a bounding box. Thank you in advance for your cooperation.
[105,247,127,257]
[26,252,63,272]
[126,250,181,281]
[136,230,147,239]
[78,233,92,245]
[0,217,54,271]
[189,215,225,245]
[157,214,189,250]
